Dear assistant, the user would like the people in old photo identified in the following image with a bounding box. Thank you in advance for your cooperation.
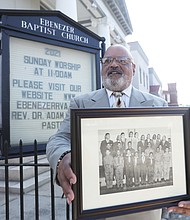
[113,135,125,157]
[100,133,114,160]
[137,134,146,152]
[133,151,141,186]
[132,131,139,151]
[147,152,155,184]
[99,130,173,195]
[163,147,172,181]
[113,149,124,188]
[124,148,134,187]
[103,149,114,189]
[160,135,170,151]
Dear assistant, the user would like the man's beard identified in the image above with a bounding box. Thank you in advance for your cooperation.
[102,76,130,91]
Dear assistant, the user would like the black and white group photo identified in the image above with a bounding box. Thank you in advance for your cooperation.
[98,128,173,195]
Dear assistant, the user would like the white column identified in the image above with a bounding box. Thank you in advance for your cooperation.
[97,18,111,49]
[56,0,78,21]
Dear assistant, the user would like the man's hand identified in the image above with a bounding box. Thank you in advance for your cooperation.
[57,152,77,204]
[168,201,190,216]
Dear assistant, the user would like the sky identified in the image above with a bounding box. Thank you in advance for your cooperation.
[125,0,190,105]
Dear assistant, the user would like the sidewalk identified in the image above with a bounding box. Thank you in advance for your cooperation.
[0,180,71,220]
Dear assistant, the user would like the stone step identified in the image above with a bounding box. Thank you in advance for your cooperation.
[0,155,49,181]
[0,170,51,193]
[0,155,52,193]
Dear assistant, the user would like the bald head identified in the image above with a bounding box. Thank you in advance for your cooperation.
[104,44,134,63]
[101,44,136,92]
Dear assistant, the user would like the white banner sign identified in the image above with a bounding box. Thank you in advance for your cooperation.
[9,37,96,145]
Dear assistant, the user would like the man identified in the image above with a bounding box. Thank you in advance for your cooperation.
[126,140,135,156]
[113,149,124,188]
[160,135,170,152]
[154,146,163,183]
[139,151,148,185]
[124,148,134,188]
[112,135,125,157]
[46,44,183,219]
[133,151,141,186]
[137,134,146,152]
[100,133,114,159]
[103,149,114,189]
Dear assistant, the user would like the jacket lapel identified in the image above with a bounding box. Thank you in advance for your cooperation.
[129,87,154,107]
[82,87,156,108]
[83,89,110,108]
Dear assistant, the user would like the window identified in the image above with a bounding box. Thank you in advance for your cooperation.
[143,71,145,87]
[146,75,149,89]
[139,67,142,84]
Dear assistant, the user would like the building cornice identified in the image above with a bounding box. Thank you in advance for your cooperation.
[104,0,133,35]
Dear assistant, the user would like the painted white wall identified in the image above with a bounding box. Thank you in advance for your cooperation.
[131,50,149,93]
[0,0,39,9]
[0,0,128,49]
[96,0,127,47]
[56,0,77,21]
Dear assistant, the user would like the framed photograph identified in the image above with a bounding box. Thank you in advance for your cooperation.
[71,107,190,219]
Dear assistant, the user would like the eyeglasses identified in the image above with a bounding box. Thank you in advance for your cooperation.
[101,57,133,65]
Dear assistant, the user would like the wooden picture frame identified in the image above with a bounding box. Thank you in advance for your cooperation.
[71,107,190,219]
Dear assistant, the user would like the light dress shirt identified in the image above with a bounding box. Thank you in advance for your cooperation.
[106,84,132,108]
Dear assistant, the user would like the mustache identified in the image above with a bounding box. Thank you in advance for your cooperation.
[107,69,123,76]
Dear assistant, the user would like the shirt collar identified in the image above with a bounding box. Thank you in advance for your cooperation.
[106,84,132,98]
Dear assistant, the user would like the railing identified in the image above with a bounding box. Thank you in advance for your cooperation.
[0,140,71,220]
